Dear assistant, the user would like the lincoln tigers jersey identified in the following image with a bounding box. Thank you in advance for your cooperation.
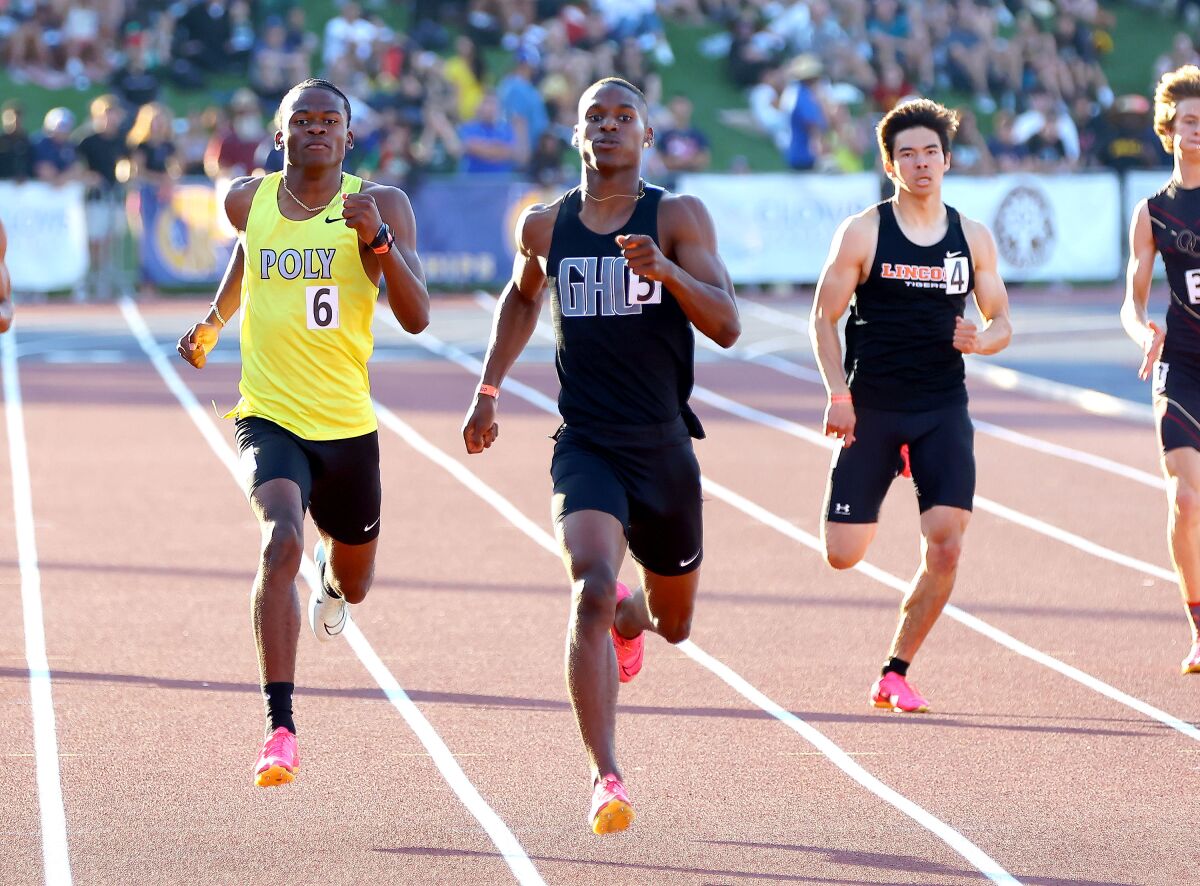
[228,171,379,441]
[844,200,974,412]
[1147,180,1200,365]
[547,183,697,427]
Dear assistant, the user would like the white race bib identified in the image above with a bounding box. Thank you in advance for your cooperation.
[306,285,340,330]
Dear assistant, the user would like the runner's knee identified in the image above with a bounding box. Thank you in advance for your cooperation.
[652,608,692,644]
[922,534,963,575]
[329,567,372,605]
[823,532,867,570]
[1172,480,1200,527]
[260,520,304,578]
[570,567,619,627]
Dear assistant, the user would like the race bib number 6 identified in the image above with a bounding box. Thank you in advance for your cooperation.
[306,286,340,329]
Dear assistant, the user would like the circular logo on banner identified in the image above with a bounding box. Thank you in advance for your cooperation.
[992,184,1054,269]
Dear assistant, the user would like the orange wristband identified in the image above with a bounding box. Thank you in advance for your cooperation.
[478,383,499,400]
[829,393,852,403]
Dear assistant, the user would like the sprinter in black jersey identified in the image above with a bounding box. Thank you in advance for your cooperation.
[461,77,739,834]
[1123,65,1200,675]
[810,99,1012,713]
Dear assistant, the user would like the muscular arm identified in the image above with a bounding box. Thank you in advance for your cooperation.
[361,184,430,334]
[1121,199,1163,380]
[809,212,872,447]
[961,218,1012,355]
[624,194,740,347]
[177,177,257,367]
[809,214,870,397]
[462,204,553,453]
[0,220,11,333]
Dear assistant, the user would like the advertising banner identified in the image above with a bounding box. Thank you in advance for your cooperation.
[0,182,88,292]
[675,172,881,284]
[941,173,1122,282]
[133,178,236,288]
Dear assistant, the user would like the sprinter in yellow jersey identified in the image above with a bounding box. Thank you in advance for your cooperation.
[176,79,430,787]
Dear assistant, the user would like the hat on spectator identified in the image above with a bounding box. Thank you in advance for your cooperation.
[44,107,75,133]
[231,88,259,112]
[1112,94,1150,116]
[786,54,823,82]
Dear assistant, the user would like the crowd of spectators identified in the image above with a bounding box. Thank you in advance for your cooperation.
[0,0,1180,213]
[729,0,1171,175]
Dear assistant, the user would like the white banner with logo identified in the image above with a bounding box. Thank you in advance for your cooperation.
[0,181,88,292]
[676,172,881,284]
[941,173,1122,282]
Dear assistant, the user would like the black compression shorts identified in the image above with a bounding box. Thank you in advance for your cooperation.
[234,416,382,545]
[1155,358,1200,455]
[550,416,703,577]
[824,403,975,524]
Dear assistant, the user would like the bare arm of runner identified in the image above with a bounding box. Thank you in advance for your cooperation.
[618,194,740,347]
[0,219,12,333]
[176,176,258,368]
[955,217,1012,356]
[809,212,874,448]
[461,203,555,454]
[349,183,430,333]
[1121,199,1164,380]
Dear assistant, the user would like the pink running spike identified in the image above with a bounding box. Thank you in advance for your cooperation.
[611,582,644,683]
[870,671,929,713]
[590,773,635,834]
[254,726,299,787]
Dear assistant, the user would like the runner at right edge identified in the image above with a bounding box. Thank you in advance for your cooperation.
[1123,65,1200,674]
[809,98,1013,712]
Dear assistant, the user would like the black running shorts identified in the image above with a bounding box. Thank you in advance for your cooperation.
[824,403,975,524]
[1155,358,1200,455]
[234,416,382,545]
[550,416,703,577]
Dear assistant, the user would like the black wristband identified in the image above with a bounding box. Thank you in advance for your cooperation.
[368,222,391,251]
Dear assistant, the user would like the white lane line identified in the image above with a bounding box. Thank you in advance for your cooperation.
[368,351,1020,885]
[451,301,1200,742]
[736,299,1156,423]
[2,331,73,886]
[119,298,544,886]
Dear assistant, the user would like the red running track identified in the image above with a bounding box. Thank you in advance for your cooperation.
[1,296,1197,886]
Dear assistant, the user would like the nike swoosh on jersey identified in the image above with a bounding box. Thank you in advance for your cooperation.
[945,251,962,258]
[324,216,343,224]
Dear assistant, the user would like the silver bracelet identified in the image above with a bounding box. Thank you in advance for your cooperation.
[210,303,226,327]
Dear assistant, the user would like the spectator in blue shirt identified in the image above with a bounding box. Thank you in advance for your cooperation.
[785,55,827,171]
[458,92,520,175]
[33,108,81,186]
[498,50,549,150]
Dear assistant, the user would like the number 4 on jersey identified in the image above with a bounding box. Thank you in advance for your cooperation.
[306,286,340,329]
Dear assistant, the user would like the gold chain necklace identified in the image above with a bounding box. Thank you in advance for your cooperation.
[581,179,646,202]
[281,172,344,213]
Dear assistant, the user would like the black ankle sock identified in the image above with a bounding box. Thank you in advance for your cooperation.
[263,682,296,734]
[882,657,910,677]
[318,556,342,599]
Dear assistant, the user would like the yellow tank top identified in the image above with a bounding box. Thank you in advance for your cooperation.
[229,171,379,440]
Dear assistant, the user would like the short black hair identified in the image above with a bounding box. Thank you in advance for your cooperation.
[278,78,352,126]
[582,77,647,114]
[875,98,958,167]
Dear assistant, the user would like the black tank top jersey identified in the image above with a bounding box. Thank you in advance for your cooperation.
[844,201,973,411]
[1146,180,1200,363]
[547,184,697,428]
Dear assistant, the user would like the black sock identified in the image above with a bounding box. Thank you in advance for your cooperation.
[882,657,910,677]
[318,554,342,599]
[263,682,296,734]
